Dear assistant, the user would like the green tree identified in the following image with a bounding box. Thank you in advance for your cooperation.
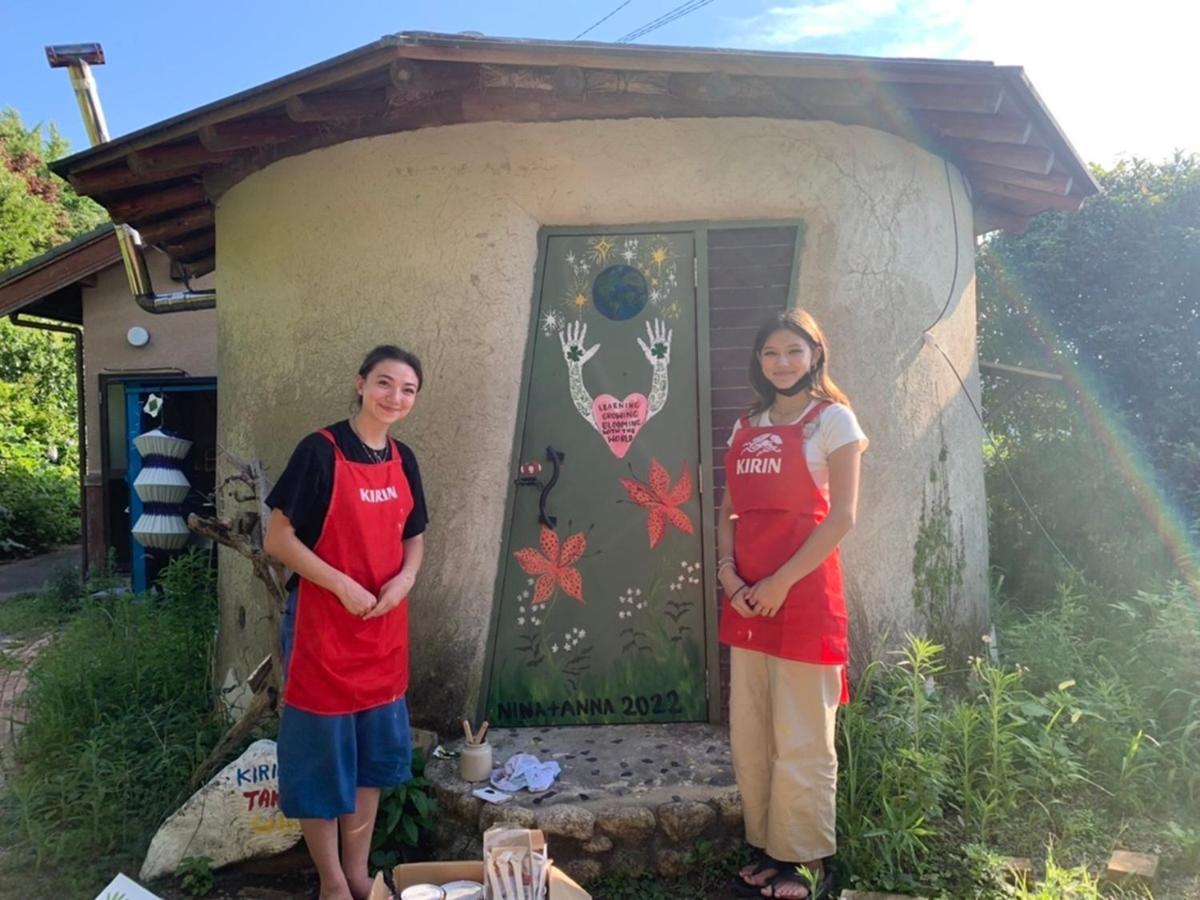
[0,109,106,557]
[1,108,106,268]
[978,155,1200,601]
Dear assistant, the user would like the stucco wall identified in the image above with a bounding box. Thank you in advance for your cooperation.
[82,252,216,475]
[215,116,986,728]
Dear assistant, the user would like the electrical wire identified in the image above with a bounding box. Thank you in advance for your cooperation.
[920,156,1080,576]
[922,332,1078,574]
[923,158,961,334]
[616,0,717,43]
[574,0,635,41]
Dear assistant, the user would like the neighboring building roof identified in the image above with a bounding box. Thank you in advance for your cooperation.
[50,32,1098,269]
[0,224,120,322]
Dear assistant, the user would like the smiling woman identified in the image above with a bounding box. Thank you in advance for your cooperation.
[261,343,429,900]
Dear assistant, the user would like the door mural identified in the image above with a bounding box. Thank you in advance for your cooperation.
[486,231,709,726]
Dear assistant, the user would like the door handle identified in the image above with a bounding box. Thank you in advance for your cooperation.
[538,446,565,528]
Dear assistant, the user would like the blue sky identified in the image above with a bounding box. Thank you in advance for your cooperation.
[3,1,1194,166]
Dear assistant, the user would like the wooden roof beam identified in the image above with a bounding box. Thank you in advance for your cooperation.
[963,161,1073,195]
[136,206,215,245]
[950,139,1055,174]
[389,60,434,96]
[108,183,208,223]
[199,118,318,152]
[184,254,215,278]
[973,203,1030,235]
[128,142,237,175]
[286,89,389,122]
[975,178,1085,213]
[163,231,216,260]
[668,71,736,102]
[68,162,148,194]
[918,110,1032,143]
[776,79,1003,114]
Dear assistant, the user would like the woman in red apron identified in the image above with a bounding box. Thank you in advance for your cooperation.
[719,310,868,899]
[264,345,428,900]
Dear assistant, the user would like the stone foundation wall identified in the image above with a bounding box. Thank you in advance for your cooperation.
[431,783,744,884]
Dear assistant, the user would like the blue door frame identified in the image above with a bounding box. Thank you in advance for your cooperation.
[124,379,216,592]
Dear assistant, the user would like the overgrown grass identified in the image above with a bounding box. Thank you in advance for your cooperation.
[0,552,124,637]
[834,577,1200,897]
[1,550,224,869]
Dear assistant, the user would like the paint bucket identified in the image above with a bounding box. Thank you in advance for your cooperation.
[460,742,493,783]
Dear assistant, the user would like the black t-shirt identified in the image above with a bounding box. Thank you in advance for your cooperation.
[266,420,429,566]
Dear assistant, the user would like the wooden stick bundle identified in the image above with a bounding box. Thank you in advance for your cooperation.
[463,718,490,746]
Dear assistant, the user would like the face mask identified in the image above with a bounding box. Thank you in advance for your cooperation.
[775,368,816,397]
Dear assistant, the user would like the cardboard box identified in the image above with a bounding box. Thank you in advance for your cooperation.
[369,860,590,900]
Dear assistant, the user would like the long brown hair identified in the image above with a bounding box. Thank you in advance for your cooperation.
[748,309,851,414]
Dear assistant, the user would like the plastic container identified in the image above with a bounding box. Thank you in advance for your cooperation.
[460,741,493,783]
[441,880,484,900]
[399,885,446,900]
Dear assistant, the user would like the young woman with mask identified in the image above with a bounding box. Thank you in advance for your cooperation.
[719,310,868,899]
[263,344,429,900]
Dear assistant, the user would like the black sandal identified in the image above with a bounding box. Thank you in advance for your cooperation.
[732,850,783,897]
[759,865,831,899]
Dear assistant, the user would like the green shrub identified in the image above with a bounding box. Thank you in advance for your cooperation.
[370,748,438,869]
[0,379,79,558]
[8,551,223,865]
[835,578,1200,896]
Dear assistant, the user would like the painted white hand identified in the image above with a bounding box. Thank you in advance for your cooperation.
[559,320,600,367]
[636,318,673,367]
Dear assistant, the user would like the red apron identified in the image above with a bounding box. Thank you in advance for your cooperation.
[719,402,850,703]
[284,429,413,715]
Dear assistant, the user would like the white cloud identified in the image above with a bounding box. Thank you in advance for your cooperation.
[726,0,1198,164]
[739,0,900,46]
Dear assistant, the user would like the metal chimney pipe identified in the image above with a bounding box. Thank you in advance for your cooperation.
[46,43,215,313]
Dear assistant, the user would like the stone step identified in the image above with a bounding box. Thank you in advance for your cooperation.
[1104,849,1159,885]
[424,722,740,884]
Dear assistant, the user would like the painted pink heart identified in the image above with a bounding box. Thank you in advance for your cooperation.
[592,393,649,459]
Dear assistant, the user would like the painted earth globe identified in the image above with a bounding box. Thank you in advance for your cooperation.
[592,264,648,321]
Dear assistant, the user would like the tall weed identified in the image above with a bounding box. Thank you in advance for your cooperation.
[6,551,223,865]
[836,576,1200,895]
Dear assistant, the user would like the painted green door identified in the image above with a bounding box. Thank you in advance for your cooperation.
[486,231,709,726]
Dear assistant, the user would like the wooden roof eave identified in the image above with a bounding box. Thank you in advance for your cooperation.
[49,33,1099,255]
[0,226,121,317]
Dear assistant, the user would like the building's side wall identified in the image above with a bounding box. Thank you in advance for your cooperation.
[80,255,216,568]
[216,117,984,728]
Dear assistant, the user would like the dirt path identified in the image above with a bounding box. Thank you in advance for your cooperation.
[0,545,80,600]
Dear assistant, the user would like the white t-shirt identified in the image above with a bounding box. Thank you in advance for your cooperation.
[727,401,868,499]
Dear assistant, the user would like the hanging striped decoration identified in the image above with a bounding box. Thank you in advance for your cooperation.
[132,428,194,550]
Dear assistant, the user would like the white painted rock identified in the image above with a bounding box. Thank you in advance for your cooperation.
[140,739,301,881]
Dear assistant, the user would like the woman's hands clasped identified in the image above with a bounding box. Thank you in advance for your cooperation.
[365,570,416,620]
[334,571,415,619]
[335,575,378,618]
[743,574,789,618]
[720,567,757,618]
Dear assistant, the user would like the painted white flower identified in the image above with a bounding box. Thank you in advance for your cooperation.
[579,629,586,638]
[517,616,526,626]
[552,644,559,653]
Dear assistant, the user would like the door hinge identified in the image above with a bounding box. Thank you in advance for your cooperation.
[705,670,710,701]
[693,256,698,287]
[697,463,703,494]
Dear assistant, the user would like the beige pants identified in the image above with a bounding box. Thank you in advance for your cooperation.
[730,647,840,862]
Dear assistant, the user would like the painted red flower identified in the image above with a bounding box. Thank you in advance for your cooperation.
[621,459,694,549]
[513,526,587,605]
